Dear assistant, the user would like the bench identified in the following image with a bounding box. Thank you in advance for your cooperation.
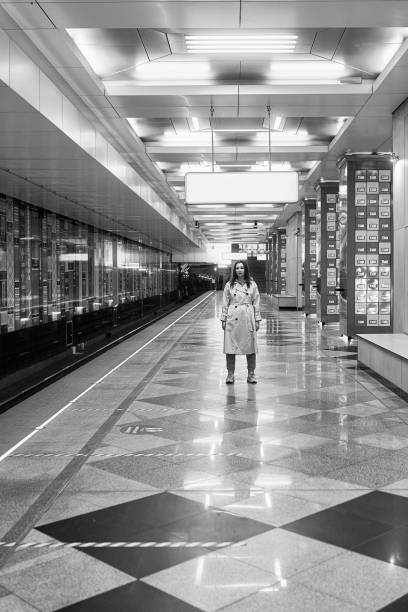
[271,294,297,309]
[357,333,408,393]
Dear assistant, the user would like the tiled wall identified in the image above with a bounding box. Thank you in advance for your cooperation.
[0,193,177,335]
[392,102,408,333]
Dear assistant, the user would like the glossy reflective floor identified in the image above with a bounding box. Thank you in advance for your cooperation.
[1,291,408,611]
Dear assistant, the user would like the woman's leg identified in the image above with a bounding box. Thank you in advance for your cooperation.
[246,354,256,373]
[246,354,257,383]
[226,354,236,373]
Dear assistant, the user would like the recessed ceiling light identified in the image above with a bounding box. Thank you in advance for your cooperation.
[191,117,200,130]
[269,60,347,80]
[135,61,211,79]
[274,116,283,130]
[185,34,297,54]
[191,204,228,209]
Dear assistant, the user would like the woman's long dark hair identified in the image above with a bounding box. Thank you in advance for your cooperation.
[229,260,251,288]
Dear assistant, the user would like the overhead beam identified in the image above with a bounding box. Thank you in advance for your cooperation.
[104,83,373,97]
[12,2,408,30]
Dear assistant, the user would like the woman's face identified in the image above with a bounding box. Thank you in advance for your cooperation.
[235,262,245,277]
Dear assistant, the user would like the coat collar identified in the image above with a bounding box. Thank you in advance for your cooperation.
[232,280,251,292]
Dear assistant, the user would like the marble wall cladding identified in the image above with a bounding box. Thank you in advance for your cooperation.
[359,339,403,389]
[358,339,372,368]
[393,227,408,332]
[392,101,408,332]
[285,212,302,304]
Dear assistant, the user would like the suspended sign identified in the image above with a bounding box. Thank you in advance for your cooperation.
[185,171,298,204]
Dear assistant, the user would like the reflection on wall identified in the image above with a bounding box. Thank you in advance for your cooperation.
[0,193,177,335]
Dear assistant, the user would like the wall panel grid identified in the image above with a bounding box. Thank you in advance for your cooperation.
[0,193,177,335]
[338,155,393,337]
[303,199,317,315]
[277,229,287,295]
[315,182,340,325]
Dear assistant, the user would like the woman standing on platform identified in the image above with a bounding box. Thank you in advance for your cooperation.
[220,260,261,384]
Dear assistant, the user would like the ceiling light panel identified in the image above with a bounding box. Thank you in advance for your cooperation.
[134,61,211,80]
[269,60,349,81]
[186,171,298,204]
[185,35,297,54]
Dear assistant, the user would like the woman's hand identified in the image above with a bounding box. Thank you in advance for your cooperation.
[221,321,226,330]
[255,322,260,331]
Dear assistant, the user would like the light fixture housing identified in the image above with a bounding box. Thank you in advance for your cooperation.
[185,171,298,204]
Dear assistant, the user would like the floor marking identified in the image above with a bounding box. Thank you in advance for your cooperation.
[0,293,214,465]
[0,540,233,551]
[10,451,245,459]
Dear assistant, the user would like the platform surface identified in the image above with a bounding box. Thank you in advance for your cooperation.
[1,294,408,611]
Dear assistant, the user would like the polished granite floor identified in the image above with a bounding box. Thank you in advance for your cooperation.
[1,292,408,610]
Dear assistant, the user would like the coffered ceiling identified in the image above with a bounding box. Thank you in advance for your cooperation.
[1,2,408,246]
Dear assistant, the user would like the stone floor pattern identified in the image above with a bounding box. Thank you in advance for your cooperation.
[1,291,408,610]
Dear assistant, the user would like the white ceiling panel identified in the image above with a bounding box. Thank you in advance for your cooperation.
[1,2,54,29]
[1,1,408,243]
[0,84,200,251]
[241,2,408,29]
[38,2,240,29]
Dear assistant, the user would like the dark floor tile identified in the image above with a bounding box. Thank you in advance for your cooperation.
[283,504,392,550]
[378,592,408,611]
[38,493,206,542]
[70,543,207,579]
[148,506,273,546]
[352,525,408,568]
[333,491,408,527]
[58,580,202,611]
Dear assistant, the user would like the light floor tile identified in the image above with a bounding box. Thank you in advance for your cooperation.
[0,595,38,611]
[330,403,388,418]
[221,580,361,612]
[295,550,408,610]
[381,478,408,497]
[239,444,295,463]
[65,465,158,494]
[223,529,343,576]
[267,432,335,450]
[224,491,326,526]
[234,465,310,491]
[286,487,368,508]
[102,432,178,453]
[353,432,408,450]
[142,552,277,611]
[0,549,135,611]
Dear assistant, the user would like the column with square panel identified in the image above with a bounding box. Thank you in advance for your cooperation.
[315,181,340,324]
[303,198,317,316]
[337,153,394,337]
[277,229,287,294]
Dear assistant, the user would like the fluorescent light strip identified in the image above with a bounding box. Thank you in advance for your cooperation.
[192,204,228,208]
[189,50,294,54]
[274,116,283,130]
[185,35,298,40]
[186,42,295,47]
[191,117,200,130]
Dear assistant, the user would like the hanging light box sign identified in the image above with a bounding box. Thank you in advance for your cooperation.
[185,171,299,204]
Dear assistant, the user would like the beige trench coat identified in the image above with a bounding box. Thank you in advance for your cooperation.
[221,280,261,354]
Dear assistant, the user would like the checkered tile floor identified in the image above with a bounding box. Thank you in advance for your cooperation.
[1,292,408,611]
